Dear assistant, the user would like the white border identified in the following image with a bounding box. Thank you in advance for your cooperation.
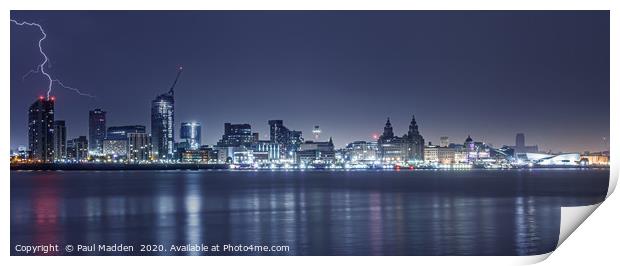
[2,1,617,265]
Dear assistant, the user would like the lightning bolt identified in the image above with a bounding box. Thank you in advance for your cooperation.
[11,19,94,99]
[52,79,95,98]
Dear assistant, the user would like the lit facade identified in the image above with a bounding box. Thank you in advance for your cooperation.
[103,125,146,158]
[180,122,201,150]
[217,123,255,147]
[377,115,425,164]
[88,108,106,155]
[424,144,456,164]
[581,153,610,165]
[525,153,580,166]
[128,132,150,161]
[296,138,336,165]
[28,97,55,162]
[151,92,175,160]
[252,140,280,162]
[67,136,88,162]
[103,139,128,157]
[344,141,378,163]
[181,147,210,163]
[268,120,303,159]
[52,120,66,161]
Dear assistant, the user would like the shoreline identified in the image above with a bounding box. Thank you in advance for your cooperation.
[9,163,610,171]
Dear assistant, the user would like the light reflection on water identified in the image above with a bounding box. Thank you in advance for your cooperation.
[10,169,608,256]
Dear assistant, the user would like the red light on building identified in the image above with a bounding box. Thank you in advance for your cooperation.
[39,96,44,100]
[50,96,55,101]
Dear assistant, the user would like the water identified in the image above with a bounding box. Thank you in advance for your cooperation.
[10,169,609,256]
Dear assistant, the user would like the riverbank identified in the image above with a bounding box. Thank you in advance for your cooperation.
[10,163,230,171]
[10,163,609,171]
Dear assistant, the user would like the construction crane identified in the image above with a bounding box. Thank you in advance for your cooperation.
[168,66,183,96]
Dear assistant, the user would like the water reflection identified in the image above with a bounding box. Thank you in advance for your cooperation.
[11,169,608,256]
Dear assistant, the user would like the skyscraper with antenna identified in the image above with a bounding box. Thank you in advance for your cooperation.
[151,67,183,160]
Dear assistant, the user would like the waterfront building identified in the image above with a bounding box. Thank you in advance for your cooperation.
[405,115,425,161]
[67,136,88,162]
[252,140,281,162]
[213,146,254,164]
[17,146,30,160]
[180,122,201,150]
[344,141,378,163]
[490,146,515,157]
[268,120,304,159]
[151,91,175,160]
[181,146,211,163]
[525,153,580,166]
[462,135,491,162]
[377,115,425,164]
[424,143,439,162]
[88,108,106,155]
[581,152,610,165]
[216,123,255,147]
[215,146,230,163]
[28,97,55,162]
[128,132,150,161]
[296,138,336,165]
[107,125,146,139]
[424,143,456,164]
[510,133,539,153]
[52,120,66,161]
[103,125,146,158]
[207,147,220,164]
[103,140,128,157]
[440,136,449,147]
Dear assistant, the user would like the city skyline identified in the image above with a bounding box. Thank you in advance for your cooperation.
[10,11,610,152]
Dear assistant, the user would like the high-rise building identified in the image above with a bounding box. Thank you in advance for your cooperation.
[151,92,175,160]
[216,123,254,147]
[67,136,88,161]
[52,120,66,161]
[88,108,106,155]
[151,68,182,161]
[180,122,201,150]
[268,120,303,159]
[28,96,55,162]
[128,132,151,161]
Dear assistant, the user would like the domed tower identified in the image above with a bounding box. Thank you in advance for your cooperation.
[465,135,474,151]
[382,117,394,139]
[406,115,425,162]
[408,115,420,136]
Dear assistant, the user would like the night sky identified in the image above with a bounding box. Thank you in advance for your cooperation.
[10,11,609,152]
